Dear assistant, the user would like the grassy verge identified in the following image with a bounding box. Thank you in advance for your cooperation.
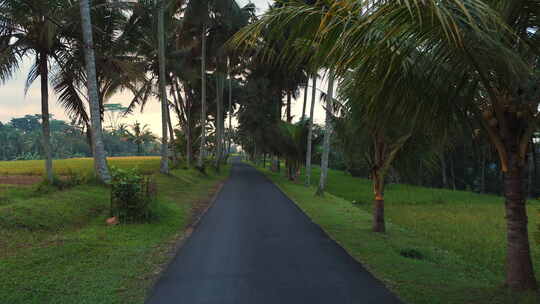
[254,163,539,304]
[0,165,229,304]
[0,156,161,176]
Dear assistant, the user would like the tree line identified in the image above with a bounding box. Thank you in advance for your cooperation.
[230,0,540,292]
[0,114,160,160]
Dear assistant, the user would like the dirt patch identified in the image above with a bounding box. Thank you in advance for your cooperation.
[0,176,42,186]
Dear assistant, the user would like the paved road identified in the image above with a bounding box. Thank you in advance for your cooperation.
[146,160,401,304]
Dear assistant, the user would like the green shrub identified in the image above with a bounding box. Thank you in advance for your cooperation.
[110,167,157,223]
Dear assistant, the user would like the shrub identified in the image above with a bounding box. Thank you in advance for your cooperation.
[110,167,157,223]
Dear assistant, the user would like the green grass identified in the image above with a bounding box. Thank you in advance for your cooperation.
[0,156,161,176]
[0,166,229,304]
[255,164,540,304]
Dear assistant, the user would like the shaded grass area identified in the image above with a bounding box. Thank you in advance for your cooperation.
[0,157,160,176]
[256,164,540,304]
[0,166,229,304]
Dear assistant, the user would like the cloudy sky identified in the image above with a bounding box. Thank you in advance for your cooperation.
[0,0,328,134]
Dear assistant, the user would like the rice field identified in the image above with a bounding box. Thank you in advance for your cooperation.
[0,157,161,177]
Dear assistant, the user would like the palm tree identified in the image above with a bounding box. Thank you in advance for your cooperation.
[232,0,540,291]
[156,0,169,174]
[198,23,208,170]
[127,122,155,155]
[79,0,111,183]
[0,0,74,182]
[305,74,317,186]
[316,70,335,196]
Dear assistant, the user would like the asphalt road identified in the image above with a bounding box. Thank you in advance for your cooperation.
[146,160,401,304]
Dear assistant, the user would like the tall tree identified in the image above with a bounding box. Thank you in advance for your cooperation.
[305,75,317,186]
[157,0,169,174]
[79,0,111,183]
[316,71,335,195]
[0,0,72,182]
[198,23,207,169]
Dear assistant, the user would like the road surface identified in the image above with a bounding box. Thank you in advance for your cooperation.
[146,160,401,304]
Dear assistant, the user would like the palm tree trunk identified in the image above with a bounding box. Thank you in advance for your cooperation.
[286,91,292,122]
[531,138,538,197]
[79,0,110,183]
[182,84,193,167]
[450,154,457,190]
[305,75,317,186]
[167,104,177,166]
[441,152,448,188]
[39,52,53,183]
[198,24,207,169]
[228,64,233,155]
[480,147,486,193]
[157,0,169,174]
[372,171,385,233]
[502,139,537,290]
[316,71,335,196]
[301,79,308,120]
[215,73,223,172]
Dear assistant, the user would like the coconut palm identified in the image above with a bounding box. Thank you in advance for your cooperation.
[79,0,111,182]
[127,122,155,155]
[0,0,77,182]
[232,0,540,290]
[316,70,335,196]
[305,74,317,186]
[156,0,169,174]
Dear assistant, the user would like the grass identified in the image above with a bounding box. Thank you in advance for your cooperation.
[255,163,540,304]
[0,156,161,176]
[0,161,229,304]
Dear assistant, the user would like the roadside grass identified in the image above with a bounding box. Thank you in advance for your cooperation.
[0,166,229,304]
[255,164,540,304]
[0,156,160,176]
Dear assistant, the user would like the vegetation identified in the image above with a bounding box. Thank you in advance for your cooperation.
[0,115,161,161]
[1,0,539,301]
[0,157,160,176]
[232,0,540,291]
[0,163,229,303]
[255,164,540,303]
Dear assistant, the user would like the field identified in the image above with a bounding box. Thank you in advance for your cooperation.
[0,157,230,303]
[0,157,161,177]
[256,164,540,304]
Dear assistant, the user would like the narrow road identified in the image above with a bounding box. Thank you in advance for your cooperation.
[146,160,401,304]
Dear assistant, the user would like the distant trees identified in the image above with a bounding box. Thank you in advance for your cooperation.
[0,115,159,160]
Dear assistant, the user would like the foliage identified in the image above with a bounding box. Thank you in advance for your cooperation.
[0,115,160,161]
[110,167,157,223]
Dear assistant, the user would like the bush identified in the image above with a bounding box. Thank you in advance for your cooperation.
[110,167,157,223]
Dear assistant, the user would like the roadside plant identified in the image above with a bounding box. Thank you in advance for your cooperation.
[110,167,157,222]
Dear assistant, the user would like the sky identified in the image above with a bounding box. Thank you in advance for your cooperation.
[0,0,329,134]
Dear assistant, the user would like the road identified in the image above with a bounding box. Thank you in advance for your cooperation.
[146,160,401,304]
